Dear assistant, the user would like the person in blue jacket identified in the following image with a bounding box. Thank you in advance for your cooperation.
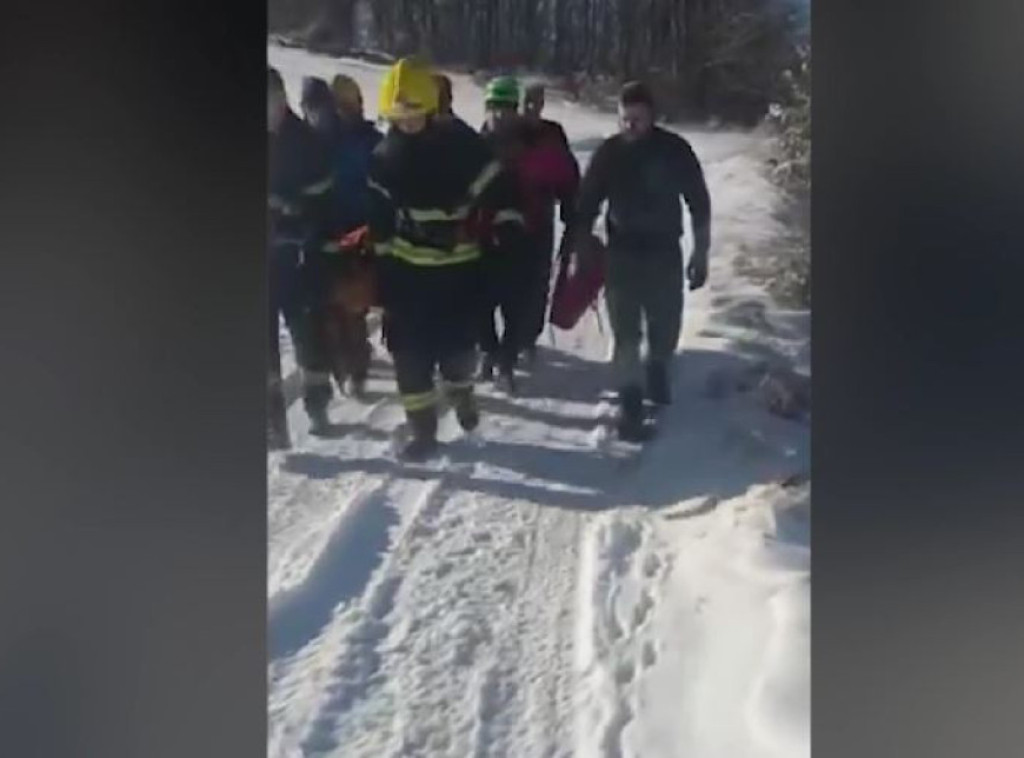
[268,68,336,446]
[301,76,382,400]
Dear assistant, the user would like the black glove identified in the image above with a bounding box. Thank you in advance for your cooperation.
[686,250,708,291]
[688,224,710,291]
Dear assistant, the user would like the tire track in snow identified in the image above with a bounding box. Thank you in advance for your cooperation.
[286,477,451,757]
[269,476,394,662]
[268,395,399,599]
[316,469,584,758]
[380,490,524,757]
[506,503,582,757]
[270,358,468,758]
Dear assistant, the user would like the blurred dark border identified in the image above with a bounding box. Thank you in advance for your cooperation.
[0,0,267,755]
[2,0,1024,755]
[814,0,1024,755]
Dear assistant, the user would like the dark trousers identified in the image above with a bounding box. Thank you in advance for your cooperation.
[377,258,483,418]
[480,283,525,373]
[479,255,532,371]
[604,243,684,389]
[520,222,556,348]
[392,347,477,415]
[269,245,333,419]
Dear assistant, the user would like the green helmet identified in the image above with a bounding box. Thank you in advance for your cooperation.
[485,76,520,107]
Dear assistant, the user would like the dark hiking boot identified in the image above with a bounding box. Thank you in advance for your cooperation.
[478,353,497,382]
[617,385,653,442]
[495,349,519,394]
[348,375,368,401]
[451,390,480,433]
[645,361,671,406]
[400,435,439,461]
[332,366,348,395]
[400,407,439,461]
[495,368,517,396]
[307,405,331,437]
[267,423,291,451]
[268,385,290,450]
[521,346,538,369]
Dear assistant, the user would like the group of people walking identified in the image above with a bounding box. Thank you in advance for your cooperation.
[268,56,711,459]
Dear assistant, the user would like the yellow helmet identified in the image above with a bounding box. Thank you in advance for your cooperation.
[378,57,439,119]
[330,73,363,115]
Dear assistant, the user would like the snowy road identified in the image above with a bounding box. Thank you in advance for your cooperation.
[268,45,810,758]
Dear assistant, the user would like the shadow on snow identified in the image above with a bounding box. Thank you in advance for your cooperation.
[282,346,809,515]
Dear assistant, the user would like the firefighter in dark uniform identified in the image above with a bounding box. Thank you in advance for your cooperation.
[367,58,526,460]
[267,66,336,448]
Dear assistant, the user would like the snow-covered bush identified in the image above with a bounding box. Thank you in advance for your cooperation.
[765,45,810,307]
[767,45,810,191]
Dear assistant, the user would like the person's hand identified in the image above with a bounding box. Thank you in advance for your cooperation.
[338,225,371,255]
[687,251,708,291]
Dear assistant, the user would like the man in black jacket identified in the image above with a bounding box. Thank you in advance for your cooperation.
[573,81,711,441]
[268,67,335,447]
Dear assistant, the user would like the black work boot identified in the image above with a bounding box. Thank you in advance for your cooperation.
[304,379,333,436]
[307,404,331,437]
[495,367,517,395]
[400,407,439,461]
[268,385,291,451]
[348,373,368,401]
[495,350,518,395]
[267,419,291,451]
[521,345,538,369]
[478,353,497,382]
[616,385,652,442]
[645,360,671,406]
[449,388,480,433]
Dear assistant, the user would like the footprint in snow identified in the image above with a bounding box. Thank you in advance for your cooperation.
[642,553,662,578]
[642,640,658,668]
[493,579,516,597]
[615,659,636,685]
[633,591,655,628]
[434,561,453,579]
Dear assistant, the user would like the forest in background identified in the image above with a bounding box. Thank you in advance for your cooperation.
[269,0,809,125]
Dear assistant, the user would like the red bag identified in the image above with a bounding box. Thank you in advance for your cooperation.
[549,235,606,330]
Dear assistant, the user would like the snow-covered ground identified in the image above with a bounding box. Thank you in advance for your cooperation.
[268,44,810,758]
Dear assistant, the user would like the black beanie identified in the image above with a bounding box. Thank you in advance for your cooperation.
[300,76,334,110]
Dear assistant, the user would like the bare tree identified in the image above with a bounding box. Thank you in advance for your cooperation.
[272,0,802,123]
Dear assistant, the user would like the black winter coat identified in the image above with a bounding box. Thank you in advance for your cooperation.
[576,126,710,250]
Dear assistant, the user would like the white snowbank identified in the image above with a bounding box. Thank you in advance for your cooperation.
[575,485,809,758]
